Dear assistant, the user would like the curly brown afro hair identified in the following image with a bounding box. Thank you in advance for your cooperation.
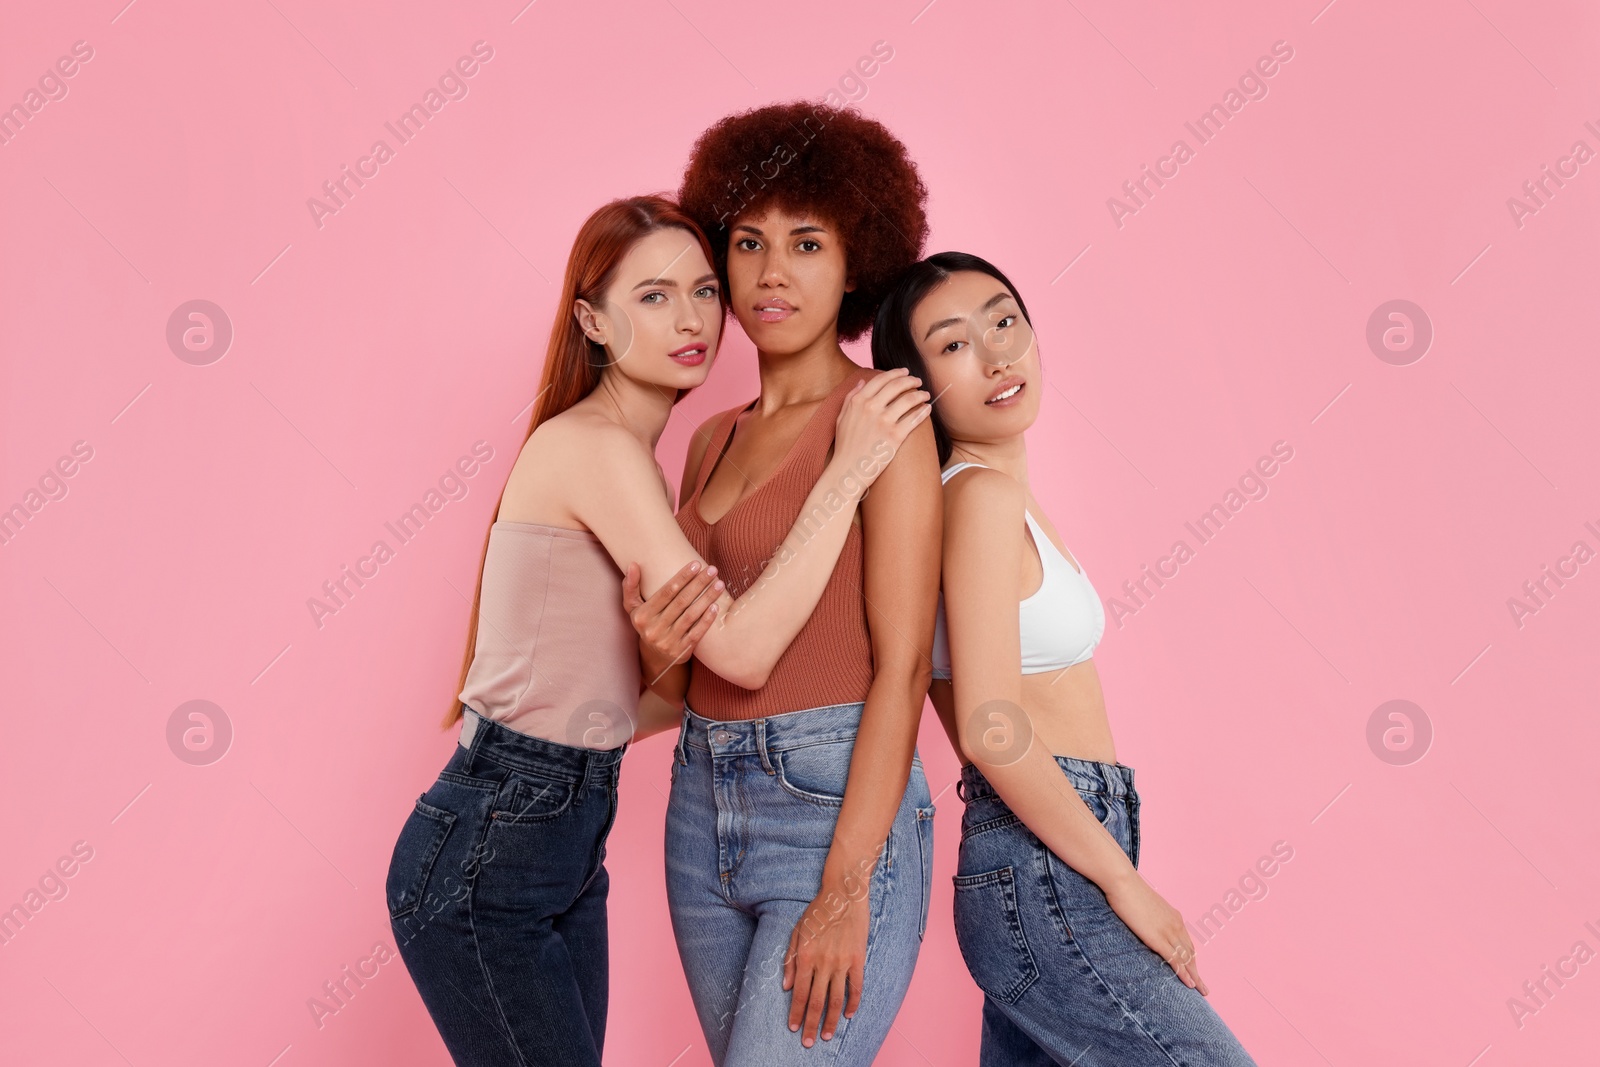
[678,101,929,342]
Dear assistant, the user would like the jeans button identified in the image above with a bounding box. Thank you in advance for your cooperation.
[713,730,733,744]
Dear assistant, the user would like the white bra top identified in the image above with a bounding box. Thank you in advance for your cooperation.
[930,462,1106,680]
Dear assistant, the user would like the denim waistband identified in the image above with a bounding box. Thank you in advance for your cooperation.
[675,700,866,763]
[958,753,1136,803]
[458,706,626,781]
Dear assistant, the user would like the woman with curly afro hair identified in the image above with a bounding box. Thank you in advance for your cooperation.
[625,102,942,1065]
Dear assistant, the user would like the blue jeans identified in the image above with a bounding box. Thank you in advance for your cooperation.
[666,701,936,1065]
[953,757,1258,1066]
[385,707,625,1066]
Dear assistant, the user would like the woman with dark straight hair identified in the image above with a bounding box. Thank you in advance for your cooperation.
[382,194,928,1067]
[872,251,1259,1066]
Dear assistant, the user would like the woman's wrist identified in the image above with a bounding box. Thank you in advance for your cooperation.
[817,455,875,510]
[820,846,885,907]
[1098,860,1143,896]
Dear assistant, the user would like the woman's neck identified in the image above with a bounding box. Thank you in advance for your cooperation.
[751,334,857,414]
[948,436,1029,488]
[582,371,676,452]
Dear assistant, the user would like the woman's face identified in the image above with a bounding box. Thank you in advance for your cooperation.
[725,205,853,357]
[577,226,722,392]
[909,270,1041,446]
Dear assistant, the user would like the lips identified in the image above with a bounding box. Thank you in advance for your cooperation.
[755,298,795,324]
[985,376,1026,405]
[668,343,707,366]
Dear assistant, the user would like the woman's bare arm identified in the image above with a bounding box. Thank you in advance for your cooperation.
[574,370,927,689]
[781,414,941,1047]
[943,467,1206,992]
[944,467,1136,888]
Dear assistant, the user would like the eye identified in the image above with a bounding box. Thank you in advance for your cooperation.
[797,239,821,252]
[641,291,666,305]
[941,339,966,355]
[736,237,761,251]
[695,285,719,300]
[996,315,1015,329]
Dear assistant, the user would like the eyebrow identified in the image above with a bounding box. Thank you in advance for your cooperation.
[922,291,1013,341]
[632,273,720,291]
[731,223,829,236]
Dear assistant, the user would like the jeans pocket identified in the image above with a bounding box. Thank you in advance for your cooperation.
[386,795,456,920]
[772,738,853,808]
[915,806,935,941]
[490,770,577,824]
[951,865,1039,1004]
[1078,788,1111,826]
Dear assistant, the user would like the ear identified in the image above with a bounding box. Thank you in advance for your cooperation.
[843,272,857,294]
[573,298,607,344]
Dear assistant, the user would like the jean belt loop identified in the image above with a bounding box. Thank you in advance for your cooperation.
[955,776,967,802]
[755,719,775,775]
[458,706,480,751]
[674,710,689,766]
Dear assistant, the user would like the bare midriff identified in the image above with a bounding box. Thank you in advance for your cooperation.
[929,657,1115,768]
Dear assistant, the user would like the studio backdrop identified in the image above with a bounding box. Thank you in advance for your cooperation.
[2,0,1596,1064]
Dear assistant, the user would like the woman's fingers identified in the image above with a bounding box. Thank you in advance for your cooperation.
[860,374,926,424]
[819,968,846,1041]
[885,390,933,430]
[801,968,832,1046]
[782,926,799,992]
[844,957,864,1019]
[786,963,812,1032]
[673,598,719,650]
[838,368,914,423]
[852,365,910,404]
[1163,931,1208,994]
[1177,936,1208,995]
[630,559,718,640]
[1161,938,1194,986]
[646,559,703,611]
[620,562,645,613]
[662,567,721,634]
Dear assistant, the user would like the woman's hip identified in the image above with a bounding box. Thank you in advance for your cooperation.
[387,707,624,929]
[664,700,933,910]
[956,753,1139,866]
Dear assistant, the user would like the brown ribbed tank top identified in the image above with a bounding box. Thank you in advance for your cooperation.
[676,364,876,720]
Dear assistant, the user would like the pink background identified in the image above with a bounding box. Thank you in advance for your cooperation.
[3,0,1597,1063]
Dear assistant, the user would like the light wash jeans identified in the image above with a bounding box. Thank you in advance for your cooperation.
[953,756,1259,1066]
[666,701,935,1065]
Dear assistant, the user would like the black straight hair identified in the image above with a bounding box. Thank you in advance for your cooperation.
[870,251,1035,467]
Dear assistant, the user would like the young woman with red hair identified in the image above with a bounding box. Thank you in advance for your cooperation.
[383,194,928,1067]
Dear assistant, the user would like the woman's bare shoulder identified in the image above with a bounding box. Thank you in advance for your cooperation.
[500,408,656,524]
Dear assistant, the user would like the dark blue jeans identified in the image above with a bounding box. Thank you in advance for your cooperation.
[953,757,1258,1067]
[385,707,625,1066]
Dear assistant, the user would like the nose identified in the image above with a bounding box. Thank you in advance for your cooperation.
[758,248,787,288]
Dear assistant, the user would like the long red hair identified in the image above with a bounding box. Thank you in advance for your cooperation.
[440,195,721,729]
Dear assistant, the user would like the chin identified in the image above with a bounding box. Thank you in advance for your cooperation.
[739,318,807,351]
